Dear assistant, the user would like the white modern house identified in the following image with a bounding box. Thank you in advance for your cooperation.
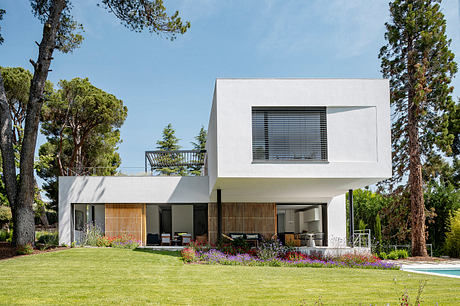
[58,78,391,249]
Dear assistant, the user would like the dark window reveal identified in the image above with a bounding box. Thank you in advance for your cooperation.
[252,107,327,161]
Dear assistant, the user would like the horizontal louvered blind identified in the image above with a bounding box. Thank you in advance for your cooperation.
[252,107,327,161]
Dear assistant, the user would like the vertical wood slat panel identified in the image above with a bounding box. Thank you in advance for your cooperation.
[105,204,146,245]
[209,203,277,243]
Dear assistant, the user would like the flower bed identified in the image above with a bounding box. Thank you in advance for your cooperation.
[181,239,399,270]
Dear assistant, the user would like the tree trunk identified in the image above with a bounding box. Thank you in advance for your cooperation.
[0,70,17,206]
[11,0,66,247]
[408,96,428,257]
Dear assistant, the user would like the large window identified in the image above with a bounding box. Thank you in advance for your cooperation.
[252,107,327,161]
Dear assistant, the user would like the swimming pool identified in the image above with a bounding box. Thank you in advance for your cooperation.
[403,266,460,278]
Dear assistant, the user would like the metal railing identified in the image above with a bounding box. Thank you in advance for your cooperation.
[352,229,371,248]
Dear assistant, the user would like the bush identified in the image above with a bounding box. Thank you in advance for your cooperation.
[257,239,287,260]
[16,244,34,255]
[396,249,408,259]
[181,247,197,262]
[0,229,12,242]
[444,209,460,258]
[36,231,59,250]
[378,252,387,260]
[0,206,12,227]
[82,223,104,246]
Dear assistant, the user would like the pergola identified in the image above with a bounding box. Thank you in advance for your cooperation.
[144,150,207,174]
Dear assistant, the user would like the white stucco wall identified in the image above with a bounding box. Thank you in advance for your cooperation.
[207,79,391,194]
[327,194,347,247]
[59,176,209,245]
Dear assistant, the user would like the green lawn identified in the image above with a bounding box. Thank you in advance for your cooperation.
[0,248,459,305]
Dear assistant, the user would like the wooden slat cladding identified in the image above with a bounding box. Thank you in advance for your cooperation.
[208,203,277,243]
[105,204,146,245]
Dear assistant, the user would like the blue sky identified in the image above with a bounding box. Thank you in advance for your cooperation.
[2,0,460,170]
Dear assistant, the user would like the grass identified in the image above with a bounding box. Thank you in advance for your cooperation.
[0,248,459,305]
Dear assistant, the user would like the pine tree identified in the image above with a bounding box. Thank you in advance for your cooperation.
[379,0,457,256]
[156,123,186,176]
[189,126,207,176]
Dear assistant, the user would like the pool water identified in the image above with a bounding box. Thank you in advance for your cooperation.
[407,268,460,277]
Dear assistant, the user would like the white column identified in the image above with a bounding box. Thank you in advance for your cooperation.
[327,194,347,247]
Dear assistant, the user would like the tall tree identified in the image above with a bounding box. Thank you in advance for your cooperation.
[0,67,52,227]
[189,126,207,176]
[155,123,186,176]
[379,0,457,256]
[0,0,189,247]
[37,77,127,209]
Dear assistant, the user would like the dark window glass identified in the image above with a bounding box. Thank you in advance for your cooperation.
[252,107,327,161]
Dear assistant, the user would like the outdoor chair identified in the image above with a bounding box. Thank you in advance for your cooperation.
[147,233,161,246]
[161,233,171,246]
[181,233,192,245]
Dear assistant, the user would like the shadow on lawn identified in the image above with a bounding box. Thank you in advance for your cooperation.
[132,248,181,258]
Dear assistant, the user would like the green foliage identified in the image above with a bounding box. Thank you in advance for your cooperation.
[374,214,382,252]
[16,243,34,255]
[189,126,207,176]
[425,181,460,253]
[0,206,11,227]
[0,229,12,242]
[379,0,458,189]
[35,231,59,247]
[99,0,190,40]
[155,123,187,176]
[386,249,409,260]
[37,77,127,208]
[81,224,104,247]
[0,9,4,44]
[444,209,460,258]
[358,219,366,231]
[378,252,387,260]
[349,189,390,238]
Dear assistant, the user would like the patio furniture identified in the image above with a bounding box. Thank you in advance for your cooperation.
[147,233,161,246]
[245,233,261,247]
[306,233,316,247]
[181,233,192,245]
[161,233,171,246]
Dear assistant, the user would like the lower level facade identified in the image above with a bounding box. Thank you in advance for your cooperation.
[58,176,347,247]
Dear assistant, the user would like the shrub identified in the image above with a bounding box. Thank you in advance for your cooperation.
[188,240,213,252]
[444,209,460,258]
[0,229,12,242]
[82,223,104,246]
[36,231,59,248]
[396,249,408,259]
[16,244,34,255]
[0,206,12,228]
[378,252,388,260]
[181,247,197,262]
[257,239,287,260]
[387,250,399,260]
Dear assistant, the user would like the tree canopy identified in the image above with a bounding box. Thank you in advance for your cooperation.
[0,0,189,246]
[37,77,127,209]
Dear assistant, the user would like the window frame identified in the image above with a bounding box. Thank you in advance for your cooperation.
[251,106,328,163]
